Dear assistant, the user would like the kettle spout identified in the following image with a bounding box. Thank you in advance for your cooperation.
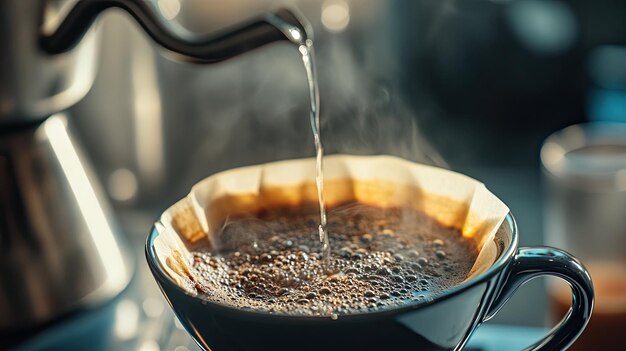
[40,0,309,63]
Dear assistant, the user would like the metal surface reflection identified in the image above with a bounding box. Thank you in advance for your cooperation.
[131,43,165,189]
[44,117,129,293]
[0,0,98,123]
[0,114,133,335]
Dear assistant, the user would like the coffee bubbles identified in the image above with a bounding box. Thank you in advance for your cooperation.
[189,203,477,318]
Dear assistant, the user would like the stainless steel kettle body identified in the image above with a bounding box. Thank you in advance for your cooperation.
[0,113,133,333]
[0,0,98,123]
[0,0,308,345]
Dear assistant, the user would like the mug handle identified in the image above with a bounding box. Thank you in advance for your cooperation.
[483,247,594,351]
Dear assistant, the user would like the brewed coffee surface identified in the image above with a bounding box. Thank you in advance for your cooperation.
[189,203,478,317]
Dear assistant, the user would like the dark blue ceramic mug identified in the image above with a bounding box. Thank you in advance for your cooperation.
[145,157,593,351]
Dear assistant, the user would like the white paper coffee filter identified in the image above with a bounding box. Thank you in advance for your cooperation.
[153,155,509,290]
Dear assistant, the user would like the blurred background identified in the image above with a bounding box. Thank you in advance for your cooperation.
[3,0,626,350]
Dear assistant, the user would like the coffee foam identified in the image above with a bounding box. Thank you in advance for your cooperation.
[188,204,478,316]
[153,155,509,293]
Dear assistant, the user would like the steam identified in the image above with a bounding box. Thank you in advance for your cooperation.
[318,38,445,166]
[159,7,445,195]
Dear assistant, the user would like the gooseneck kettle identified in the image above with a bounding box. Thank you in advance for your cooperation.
[0,0,308,347]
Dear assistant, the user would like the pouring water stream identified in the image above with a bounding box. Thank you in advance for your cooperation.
[299,41,330,263]
[269,15,329,262]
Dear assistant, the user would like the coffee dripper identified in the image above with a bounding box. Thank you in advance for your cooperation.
[0,0,307,347]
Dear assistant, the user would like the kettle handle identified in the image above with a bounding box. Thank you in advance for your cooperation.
[40,0,308,63]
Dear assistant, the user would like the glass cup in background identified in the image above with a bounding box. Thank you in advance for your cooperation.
[541,123,626,350]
